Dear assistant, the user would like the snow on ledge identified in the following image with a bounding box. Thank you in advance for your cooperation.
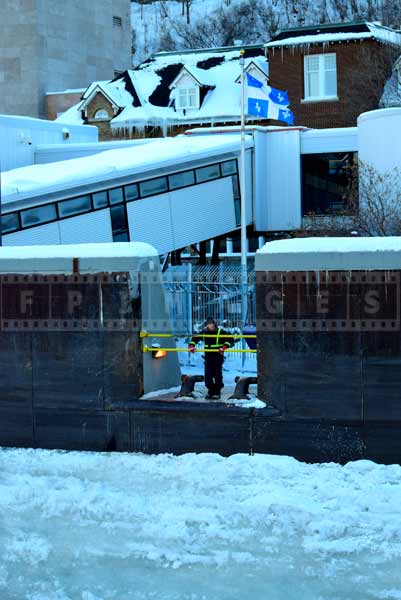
[0,242,158,274]
[265,24,401,49]
[256,237,401,271]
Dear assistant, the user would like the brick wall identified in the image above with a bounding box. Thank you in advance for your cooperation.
[268,39,388,129]
[46,92,84,121]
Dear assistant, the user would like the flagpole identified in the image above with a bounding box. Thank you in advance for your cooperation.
[239,49,247,330]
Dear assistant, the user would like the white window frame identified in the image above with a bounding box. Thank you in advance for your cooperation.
[176,86,199,110]
[303,53,338,102]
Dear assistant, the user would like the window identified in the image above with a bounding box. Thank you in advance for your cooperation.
[92,191,108,209]
[139,177,168,198]
[304,54,337,100]
[169,170,195,190]
[113,16,122,27]
[232,176,241,227]
[21,204,57,228]
[94,109,109,120]
[221,160,237,176]
[177,87,198,110]
[58,195,91,218]
[109,187,124,205]
[302,152,356,215]
[196,164,220,183]
[110,205,129,241]
[125,184,139,202]
[2,213,19,233]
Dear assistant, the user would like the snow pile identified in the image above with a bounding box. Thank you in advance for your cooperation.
[1,448,401,599]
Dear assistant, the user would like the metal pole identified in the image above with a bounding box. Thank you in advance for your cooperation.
[239,50,247,330]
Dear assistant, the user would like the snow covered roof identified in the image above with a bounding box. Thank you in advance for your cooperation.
[266,22,401,49]
[2,133,253,206]
[256,237,401,271]
[57,46,267,130]
[0,242,158,274]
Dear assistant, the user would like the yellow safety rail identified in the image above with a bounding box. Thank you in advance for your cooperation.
[140,331,256,339]
[143,345,256,354]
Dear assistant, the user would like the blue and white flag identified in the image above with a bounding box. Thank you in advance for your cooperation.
[245,72,294,126]
[269,87,289,106]
[278,107,295,125]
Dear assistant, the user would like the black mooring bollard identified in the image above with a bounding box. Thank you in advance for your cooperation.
[228,376,258,400]
[175,374,204,397]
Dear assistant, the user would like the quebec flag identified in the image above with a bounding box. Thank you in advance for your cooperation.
[246,72,294,125]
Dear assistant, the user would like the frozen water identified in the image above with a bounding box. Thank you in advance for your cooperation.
[1,448,401,599]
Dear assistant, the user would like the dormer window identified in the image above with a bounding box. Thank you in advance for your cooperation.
[177,87,199,110]
[94,109,109,120]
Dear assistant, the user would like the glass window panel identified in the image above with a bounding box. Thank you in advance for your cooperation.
[139,177,168,198]
[178,88,198,109]
[324,69,337,97]
[306,71,320,98]
[125,183,139,202]
[113,231,129,242]
[58,195,91,218]
[109,187,124,205]
[21,204,57,228]
[110,205,128,232]
[221,160,237,176]
[2,212,19,233]
[168,170,195,190]
[324,54,336,70]
[92,191,108,209]
[196,164,220,183]
[305,55,319,72]
[232,175,240,198]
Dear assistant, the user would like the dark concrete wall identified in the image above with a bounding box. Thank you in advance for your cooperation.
[256,269,401,421]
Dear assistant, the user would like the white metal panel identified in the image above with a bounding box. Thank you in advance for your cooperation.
[3,222,61,246]
[127,194,174,255]
[245,149,253,225]
[301,127,358,154]
[253,130,269,230]
[266,129,302,231]
[358,108,401,172]
[0,114,97,172]
[170,178,237,249]
[59,209,113,245]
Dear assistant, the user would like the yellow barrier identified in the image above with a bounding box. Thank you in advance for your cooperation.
[143,345,256,354]
[140,331,256,339]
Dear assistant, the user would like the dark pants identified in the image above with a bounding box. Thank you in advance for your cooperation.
[204,354,224,395]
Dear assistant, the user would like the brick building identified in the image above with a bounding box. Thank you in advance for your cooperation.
[266,21,401,128]
[54,45,270,141]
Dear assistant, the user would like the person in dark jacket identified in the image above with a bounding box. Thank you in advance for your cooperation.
[188,317,235,399]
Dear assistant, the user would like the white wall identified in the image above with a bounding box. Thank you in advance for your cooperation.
[358,108,401,173]
[0,115,97,172]
[254,128,302,231]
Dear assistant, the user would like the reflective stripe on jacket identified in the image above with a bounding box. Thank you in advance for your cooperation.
[190,327,235,349]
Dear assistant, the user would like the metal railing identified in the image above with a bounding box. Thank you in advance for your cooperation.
[161,264,257,370]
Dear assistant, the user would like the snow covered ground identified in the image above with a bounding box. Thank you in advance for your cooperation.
[1,448,401,599]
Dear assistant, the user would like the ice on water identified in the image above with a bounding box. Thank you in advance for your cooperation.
[1,448,401,600]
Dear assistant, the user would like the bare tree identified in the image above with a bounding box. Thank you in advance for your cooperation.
[305,161,401,237]
[341,44,399,126]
